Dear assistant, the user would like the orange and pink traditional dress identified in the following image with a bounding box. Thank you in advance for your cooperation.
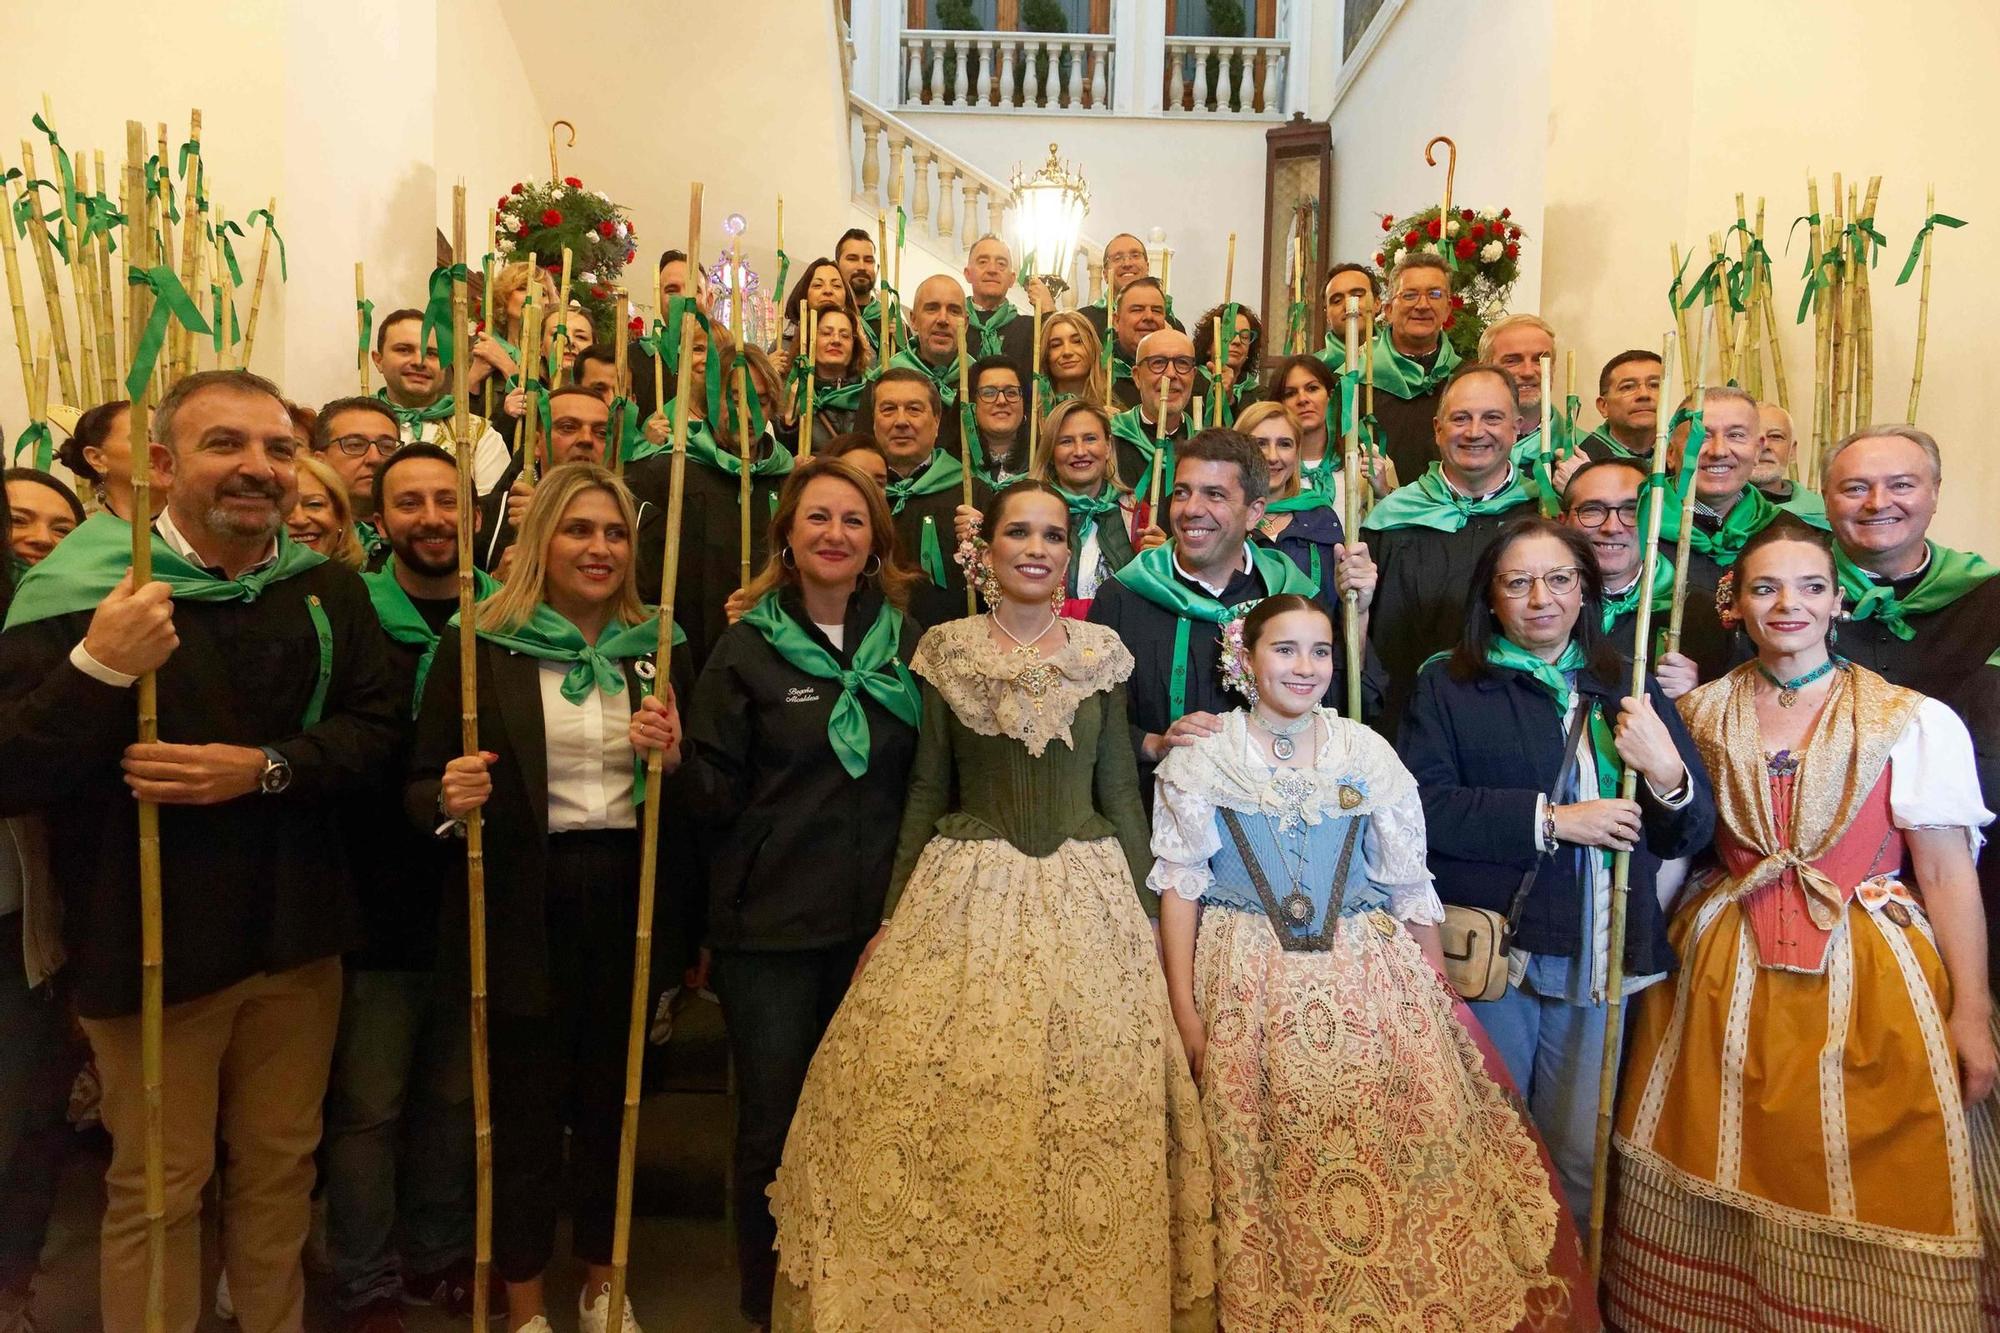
[1608,662,2000,1331]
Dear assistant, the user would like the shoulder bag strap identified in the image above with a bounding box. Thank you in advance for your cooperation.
[1501,700,1593,941]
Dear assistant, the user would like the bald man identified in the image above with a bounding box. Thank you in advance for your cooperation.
[1109,329,1199,514]
[1751,401,1826,523]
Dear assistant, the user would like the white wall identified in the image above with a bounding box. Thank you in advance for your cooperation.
[1316,0,1550,321]
[896,111,1271,319]
[0,0,547,434]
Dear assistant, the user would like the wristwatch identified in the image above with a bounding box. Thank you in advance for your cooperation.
[257,746,292,795]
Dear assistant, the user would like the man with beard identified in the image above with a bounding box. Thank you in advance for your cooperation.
[1316,262,1378,372]
[1559,457,1723,693]
[1363,254,1463,487]
[329,443,493,1326]
[1109,329,1199,517]
[1750,401,1826,523]
[1363,363,1536,736]
[1823,424,2000,988]
[370,310,511,497]
[1079,232,1183,346]
[1105,277,1170,410]
[0,370,401,1333]
[835,228,906,359]
[1090,427,1381,798]
[476,387,614,572]
[313,396,403,565]
[868,368,990,629]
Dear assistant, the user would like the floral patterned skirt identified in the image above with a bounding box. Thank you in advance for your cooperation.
[1192,903,1586,1332]
[770,835,1217,1332]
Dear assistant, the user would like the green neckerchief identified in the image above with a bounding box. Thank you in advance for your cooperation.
[1196,365,1258,426]
[886,451,965,588]
[858,294,903,349]
[1766,483,1827,525]
[1109,404,1192,497]
[6,511,326,628]
[624,416,793,483]
[1264,489,1330,515]
[471,604,677,706]
[1366,327,1460,400]
[1836,541,2000,643]
[785,364,865,416]
[1656,484,1803,567]
[1058,483,1123,550]
[1485,635,1622,871]
[737,592,921,778]
[1510,426,1563,518]
[354,521,388,562]
[974,433,1028,490]
[1111,541,1318,718]
[376,389,457,431]
[884,346,961,408]
[6,512,334,726]
[1600,556,1675,634]
[363,564,498,649]
[1582,424,1639,460]
[966,300,1018,359]
[1362,462,1529,535]
[1317,330,1348,372]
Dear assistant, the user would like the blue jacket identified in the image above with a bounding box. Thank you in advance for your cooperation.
[1395,656,1715,976]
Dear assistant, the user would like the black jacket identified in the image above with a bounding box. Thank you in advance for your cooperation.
[404,628,694,1017]
[887,454,993,631]
[0,561,403,1017]
[1371,383,1443,489]
[678,585,923,950]
[1395,657,1715,976]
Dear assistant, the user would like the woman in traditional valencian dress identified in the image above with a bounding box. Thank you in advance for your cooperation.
[1608,517,2000,1330]
[1152,593,1593,1331]
[770,480,1216,1331]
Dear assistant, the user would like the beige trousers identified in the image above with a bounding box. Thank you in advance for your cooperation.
[81,957,342,1333]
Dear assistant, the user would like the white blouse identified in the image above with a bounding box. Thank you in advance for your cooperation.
[1147,710,1443,924]
[1887,697,1993,856]
[539,661,637,832]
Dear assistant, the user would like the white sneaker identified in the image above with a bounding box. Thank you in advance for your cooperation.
[578,1280,642,1333]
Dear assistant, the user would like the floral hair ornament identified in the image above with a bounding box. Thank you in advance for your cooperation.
[1219,610,1256,703]
[1713,569,1740,628]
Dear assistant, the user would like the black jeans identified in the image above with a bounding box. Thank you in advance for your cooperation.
[710,940,865,1323]
[489,831,640,1283]
[0,912,79,1292]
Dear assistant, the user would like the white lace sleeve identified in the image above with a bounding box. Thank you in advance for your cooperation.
[1147,775,1221,901]
[1888,697,1994,858]
[1366,785,1443,924]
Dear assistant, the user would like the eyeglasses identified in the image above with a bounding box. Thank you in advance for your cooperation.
[1140,355,1197,375]
[975,385,1023,403]
[1568,500,1640,529]
[328,434,399,457]
[1494,567,1583,599]
[1393,288,1449,305]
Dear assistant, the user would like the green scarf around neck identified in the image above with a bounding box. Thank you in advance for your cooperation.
[470,603,682,705]
[1656,484,1810,567]
[1361,462,1528,535]
[966,300,1018,359]
[1111,541,1319,719]
[1485,635,1622,868]
[364,565,498,648]
[376,388,457,430]
[885,451,965,588]
[1059,484,1124,550]
[1600,556,1675,634]
[1835,540,2000,642]
[6,511,326,628]
[1317,331,1348,373]
[1366,327,1460,401]
[885,347,961,408]
[738,592,921,777]
[1110,404,1191,498]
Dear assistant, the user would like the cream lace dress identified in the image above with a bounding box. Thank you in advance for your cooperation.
[770,616,1217,1331]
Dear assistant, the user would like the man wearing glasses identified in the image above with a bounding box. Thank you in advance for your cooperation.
[1079,232,1183,350]
[1560,457,1720,695]
[1109,329,1200,522]
[313,396,405,566]
[1107,278,1171,409]
[1368,254,1463,489]
[967,356,1028,486]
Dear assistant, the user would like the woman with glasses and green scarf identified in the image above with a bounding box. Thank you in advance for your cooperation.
[406,462,692,1333]
[677,454,924,1330]
[1395,515,1713,1231]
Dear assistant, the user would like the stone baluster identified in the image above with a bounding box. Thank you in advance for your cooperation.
[904,40,923,106]
[911,149,933,233]
[1023,36,1043,107]
[999,39,1018,108]
[952,35,970,105]
[1090,43,1108,111]
[975,39,994,108]
[859,115,882,202]
[887,135,907,214]
[987,194,1003,241]
[937,164,958,244]
[962,178,983,247]
[1167,43,1186,112]
[1192,44,1210,112]
[928,40,946,106]
[1270,50,1287,112]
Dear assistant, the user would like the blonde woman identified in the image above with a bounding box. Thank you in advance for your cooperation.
[1038,310,1110,409]
[1035,397,1139,617]
[1236,400,1344,605]
[406,462,692,1333]
[470,261,561,396]
[287,455,367,569]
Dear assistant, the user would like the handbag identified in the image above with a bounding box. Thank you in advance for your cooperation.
[1440,702,1592,1002]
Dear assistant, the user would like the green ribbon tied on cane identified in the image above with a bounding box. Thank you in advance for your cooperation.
[215,217,246,285]
[12,421,53,471]
[895,206,907,250]
[1897,213,1967,285]
[10,182,65,257]
[420,263,470,369]
[244,207,288,279]
[79,193,125,251]
[738,593,921,779]
[125,265,212,399]
[1675,253,1728,312]
[356,298,375,357]
[1665,403,1707,494]
[29,114,77,237]
[772,247,790,318]
[144,155,181,224]
[210,278,241,352]
[1845,216,1887,267]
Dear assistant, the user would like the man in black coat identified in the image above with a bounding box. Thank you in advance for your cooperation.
[1364,253,1463,487]
[962,235,1037,369]
[1824,425,2000,991]
[0,370,402,1331]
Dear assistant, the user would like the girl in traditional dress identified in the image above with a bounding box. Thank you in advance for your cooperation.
[1034,398,1140,619]
[1608,517,2000,1331]
[770,480,1216,1331]
[1153,593,1594,1330]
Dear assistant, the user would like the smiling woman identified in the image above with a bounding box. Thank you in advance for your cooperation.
[287,456,365,568]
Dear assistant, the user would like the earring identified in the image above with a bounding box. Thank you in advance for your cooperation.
[780,545,797,569]
[976,558,1003,608]
[1050,580,1067,614]
[862,553,883,578]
